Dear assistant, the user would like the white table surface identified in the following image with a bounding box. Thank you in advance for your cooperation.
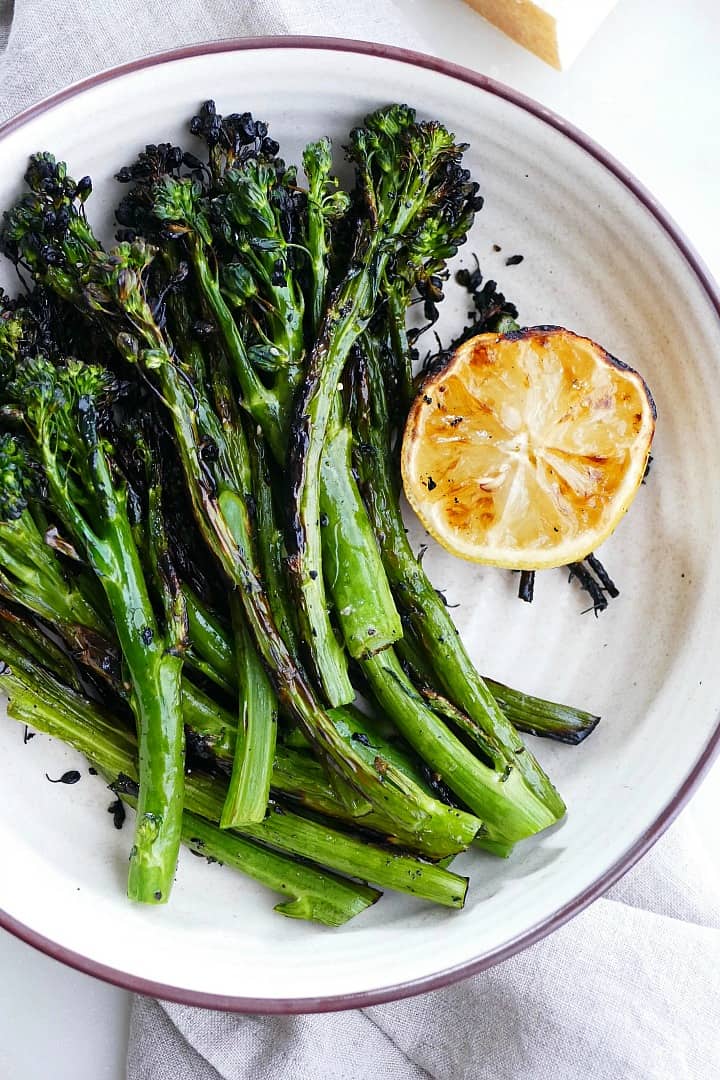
[2,1,719,1076]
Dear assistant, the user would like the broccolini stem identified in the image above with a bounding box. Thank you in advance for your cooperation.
[0,637,378,926]
[240,803,468,909]
[303,136,349,337]
[86,501,184,903]
[184,648,234,695]
[183,584,235,686]
[483,678,601,745]
[181,679,237,754]
[247,424,301,661]
[319,418,402,659]
[418,687,507,769]
[278,138,403,676]
[362,648,558,844]
[178,812,379,926]
[186,233,353,706]
[220,594,277,827]
[0,509,109,638]
[2,648,467,909]
[475,837,515,859]
[386,289,416,416]
[34,396,185,904]
[286,264,377,703]
[397,628,599,747]
[0,600,82,690]
[352,337,565,822]
[188,235,284,456]
[151,360,473,857]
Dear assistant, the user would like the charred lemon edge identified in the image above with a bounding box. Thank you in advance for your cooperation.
[401,327,656,571]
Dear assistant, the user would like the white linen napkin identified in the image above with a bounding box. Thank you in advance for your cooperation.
[0,0,415,123]
[1,4,719,1078]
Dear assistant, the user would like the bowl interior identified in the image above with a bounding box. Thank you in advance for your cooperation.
[1,43,719,1007]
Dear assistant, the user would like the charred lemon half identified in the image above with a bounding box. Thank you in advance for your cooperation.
[401,327,656,570]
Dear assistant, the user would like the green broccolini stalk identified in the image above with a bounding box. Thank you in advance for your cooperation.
[0,631,468,909]
[301,133,403,665]
[319,414,402,661]
[395,624,599,745]
[153,240,279,825]
[350,332,566,824]
[152,808,378,927]
[140,428,276,829]
[221,593,277,827]
[0,426,253,766]
[302,137,351,336]
[286,106,480,707]
[360,648,553,844]
[245,425,301,661]
[183,583,236,690]
[297,131,403,665]
[0,354,186,904]
[0,631,379,926]
[2,153,482,860]
[193,323,279,830]
[0,431,110,640]
[146,107,406,700]
[0,598,83,691]
[479,679,600,745]
[142,139,354,705]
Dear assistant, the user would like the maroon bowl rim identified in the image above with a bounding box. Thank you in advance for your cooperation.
[1,34,719,1015]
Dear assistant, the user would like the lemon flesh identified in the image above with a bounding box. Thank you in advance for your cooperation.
[401,327,656,570]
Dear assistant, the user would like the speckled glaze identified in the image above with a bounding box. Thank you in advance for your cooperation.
[1,38,719,1013]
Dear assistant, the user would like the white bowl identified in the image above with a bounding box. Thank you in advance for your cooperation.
[1,38,719,1012]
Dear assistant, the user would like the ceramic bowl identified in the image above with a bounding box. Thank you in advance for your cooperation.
[1,38,719,1011]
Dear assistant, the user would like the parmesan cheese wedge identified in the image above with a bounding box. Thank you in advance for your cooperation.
[462,0,621,69]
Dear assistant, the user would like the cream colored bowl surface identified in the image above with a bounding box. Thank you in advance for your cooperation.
[1,38,719,1011]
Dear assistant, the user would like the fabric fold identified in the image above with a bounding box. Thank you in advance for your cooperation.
[0,0,417,123]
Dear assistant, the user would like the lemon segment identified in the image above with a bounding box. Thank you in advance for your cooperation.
[401,327,656,570]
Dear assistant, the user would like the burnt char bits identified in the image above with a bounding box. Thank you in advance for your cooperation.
[45,769,82,784]
[108,798,126,830]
